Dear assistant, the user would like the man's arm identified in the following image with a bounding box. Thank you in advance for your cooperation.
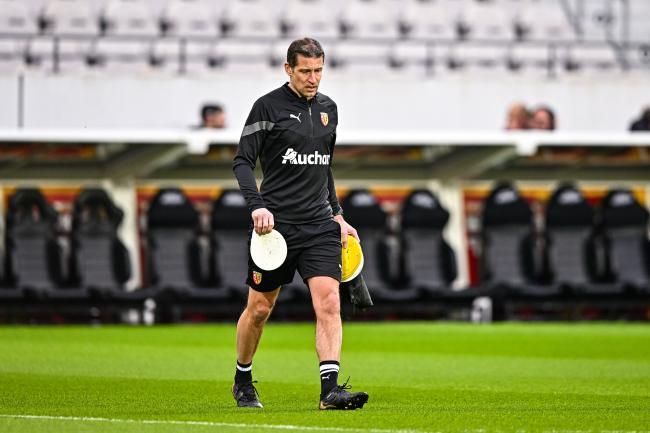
[233,99,275,234]
[328,131,358,247]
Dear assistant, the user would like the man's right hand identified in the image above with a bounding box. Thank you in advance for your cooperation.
[252,208,274,235]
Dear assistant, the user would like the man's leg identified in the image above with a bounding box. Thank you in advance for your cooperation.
[233,286,280,408]
[237,286,280,363]
[308,276,368,410]
[307,276,342,362]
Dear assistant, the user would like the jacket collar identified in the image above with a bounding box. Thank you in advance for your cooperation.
[282,82,317,104]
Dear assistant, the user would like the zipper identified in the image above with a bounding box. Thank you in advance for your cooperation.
[308,100,314,138]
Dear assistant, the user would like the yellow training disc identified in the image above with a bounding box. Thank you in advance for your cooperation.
[341,235,364,282]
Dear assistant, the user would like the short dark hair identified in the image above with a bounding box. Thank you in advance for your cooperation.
[286,38,324,68]
[201,103,223,121]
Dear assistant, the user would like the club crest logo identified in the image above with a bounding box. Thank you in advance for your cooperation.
[252,271,262,285]
[320,112,329,126]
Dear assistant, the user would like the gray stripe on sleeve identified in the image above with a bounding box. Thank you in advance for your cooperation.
[241,121,275,137]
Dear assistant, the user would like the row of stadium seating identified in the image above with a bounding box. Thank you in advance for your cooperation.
[1,184,649,322]
[480,183,650,297]
[0,0,597,41]
[2,0,648,74]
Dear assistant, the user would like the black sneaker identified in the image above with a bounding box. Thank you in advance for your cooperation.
[232,381,263,408]
[319,379,368,410]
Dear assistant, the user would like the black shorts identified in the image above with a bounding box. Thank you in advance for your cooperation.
[246,219,342,292]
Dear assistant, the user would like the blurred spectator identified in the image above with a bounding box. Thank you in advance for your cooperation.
[198,103,226,129]
[629,107,650,132]
[505,103,529,130]
[530,106,555,131]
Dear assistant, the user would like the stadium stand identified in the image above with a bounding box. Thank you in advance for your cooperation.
[2,0,648,75]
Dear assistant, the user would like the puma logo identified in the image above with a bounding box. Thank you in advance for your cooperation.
[289,113,302,123]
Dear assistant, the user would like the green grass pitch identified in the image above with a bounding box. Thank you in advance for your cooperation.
[0,322,649,433]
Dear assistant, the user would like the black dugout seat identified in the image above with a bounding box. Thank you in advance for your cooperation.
[342,189,419,302]
[71,188,131,296]
[481,182,556,296]
[146,188,206,295]
[5,188,67,298]
[400,189,456,294]
[597,189,650,294]
[211,189,302,302]
[545,184,621,295]
[208,189,254,300]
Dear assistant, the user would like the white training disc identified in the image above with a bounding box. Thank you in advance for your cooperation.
[250,229,288,271]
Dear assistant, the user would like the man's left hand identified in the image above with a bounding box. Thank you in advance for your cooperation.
[334,214,359,249]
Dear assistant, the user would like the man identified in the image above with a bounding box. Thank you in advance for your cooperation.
[629,107,650,131]
[231,38,369,411]
[529,105,556,130]
[504,103,529,130]
[198,103,226,129]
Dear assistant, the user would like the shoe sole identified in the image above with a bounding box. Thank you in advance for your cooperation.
[319,393,369,410]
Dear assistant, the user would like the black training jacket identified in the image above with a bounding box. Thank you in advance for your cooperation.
[233,83,342,224]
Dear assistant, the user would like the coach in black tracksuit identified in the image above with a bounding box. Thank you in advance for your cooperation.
[231,38,369,411]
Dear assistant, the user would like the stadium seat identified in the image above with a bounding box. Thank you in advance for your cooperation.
[26,35,94,73]
[390,41,434,73]
[629,0,650,43]
[100,0,159,36]
[518,0,575,42]
[97,0,160,68]
[39,0,100,35]
[330,40,394,73]
[342,189,420,302]
[597,189,650,294]
[150,38,221,74]
[220,0,281,38]
[339,0,399,40]
[399,189,457,294]
[91,37,159,73]
[212,39,275,71]
[561,45,620,74]
[4,188,67,296]
[280,0,341,39]
[0,0,39,36]
[480,182,556,296]
[0,213,23,302]
[448,44,509,72]
[70,188,131,295]
[463,0,516,41]
[0,39,31,73]
[146,188,206,294]
[159,0,221,37]
[578,0,617,42]
[209,189,253,299]
[544,184,622,295]
[211,189,308,303]
[398,0,459,40]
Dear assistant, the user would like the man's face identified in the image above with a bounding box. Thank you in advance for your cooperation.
[530,110,553,130]
[204,111,225,128]
[285,54,323,100]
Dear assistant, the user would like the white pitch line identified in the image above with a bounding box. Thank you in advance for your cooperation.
[0,414,430,433]
[1,415,648,433]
